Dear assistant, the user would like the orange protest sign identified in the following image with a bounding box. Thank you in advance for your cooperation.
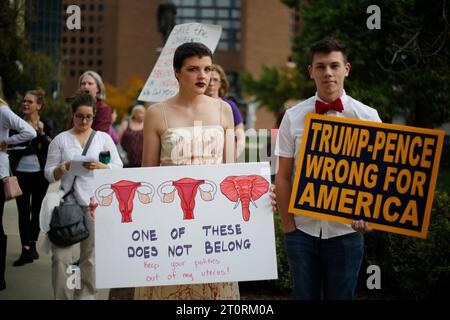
[289,114,444,238]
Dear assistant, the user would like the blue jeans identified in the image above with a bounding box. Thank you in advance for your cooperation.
[284,229,364,300]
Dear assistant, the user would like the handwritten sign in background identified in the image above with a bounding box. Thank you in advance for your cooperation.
[289,114,444,238]
[138,23,222,103]
[94,162,277,289]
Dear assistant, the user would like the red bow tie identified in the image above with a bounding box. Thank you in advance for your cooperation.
[315,98,344,114]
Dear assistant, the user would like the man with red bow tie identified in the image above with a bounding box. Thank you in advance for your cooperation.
[275,38,382,300]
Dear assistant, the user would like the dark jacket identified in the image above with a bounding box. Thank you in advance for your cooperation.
[8,118,54,172]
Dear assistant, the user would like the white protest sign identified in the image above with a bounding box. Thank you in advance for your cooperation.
[93,162,277,289]
[138,23,222,103]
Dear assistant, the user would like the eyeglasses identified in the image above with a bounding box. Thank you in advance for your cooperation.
[74,113,94,121]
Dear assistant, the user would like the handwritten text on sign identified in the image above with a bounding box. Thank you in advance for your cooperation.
[138,23,222,103]
[289,114,444,238]
[94,162,277,288]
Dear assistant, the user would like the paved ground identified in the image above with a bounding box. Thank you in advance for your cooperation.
[0,181,109,300]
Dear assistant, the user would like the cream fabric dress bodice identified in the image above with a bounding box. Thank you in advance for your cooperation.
[160,125,224,166]
[134,104,240,300]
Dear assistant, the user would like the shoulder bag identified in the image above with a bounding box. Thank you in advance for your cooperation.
[3,174,22,200]
[47,130,96,247]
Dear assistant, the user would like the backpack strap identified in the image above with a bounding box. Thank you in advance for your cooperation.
[82,130,96,155]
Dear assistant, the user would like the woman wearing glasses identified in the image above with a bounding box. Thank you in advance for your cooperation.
[44,93,122,299]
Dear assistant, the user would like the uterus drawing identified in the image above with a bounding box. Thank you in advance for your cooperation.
[95,180,155,223]
[220,175,269,222]
[157,177,217,220]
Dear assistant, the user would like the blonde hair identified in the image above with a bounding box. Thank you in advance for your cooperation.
[131,104,146,120]
[213,64,230,98]
[0,98,6,105]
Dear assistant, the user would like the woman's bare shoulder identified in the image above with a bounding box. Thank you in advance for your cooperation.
[145,102,174,134]
[145,103,165,116]
[202,94,221,105]
[144,103,164,125]
[219,99,234,129]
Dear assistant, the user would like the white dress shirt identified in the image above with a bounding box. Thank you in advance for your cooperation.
[45,130,123,205]
[0,104,37,178]
[276,91,382,239]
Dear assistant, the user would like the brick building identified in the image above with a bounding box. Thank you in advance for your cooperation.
[60,0,295,128]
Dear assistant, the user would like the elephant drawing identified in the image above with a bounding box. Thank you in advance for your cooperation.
[95,180,155,223]
[220,175,269,221]
[157,177,217,220]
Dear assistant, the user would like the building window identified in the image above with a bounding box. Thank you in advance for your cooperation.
[174,0,241,51]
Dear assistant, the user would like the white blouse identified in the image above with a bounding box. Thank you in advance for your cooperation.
[0,104,37,178]
[45,130,123,205]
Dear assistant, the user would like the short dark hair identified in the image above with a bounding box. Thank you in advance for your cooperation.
[173,42,213,71]
[309,37,348,64]
[71,93,97,114]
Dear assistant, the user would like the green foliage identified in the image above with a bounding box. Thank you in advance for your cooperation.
[363,191,450,299]
[269,212,292,292]
[436,146,450,193]
[240,66,302,115]
[20,51,58,95]
[41,95,71,135]
[280,0,299,9]
[1,1,68,134]
[290,0,450,128]
[6,50,69,135]
[239,211,292,296]
[0,1,28,100]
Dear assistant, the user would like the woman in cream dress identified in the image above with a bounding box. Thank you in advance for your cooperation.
[137,42,238,300]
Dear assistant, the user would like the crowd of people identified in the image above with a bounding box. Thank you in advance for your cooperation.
[0,37,374,300]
